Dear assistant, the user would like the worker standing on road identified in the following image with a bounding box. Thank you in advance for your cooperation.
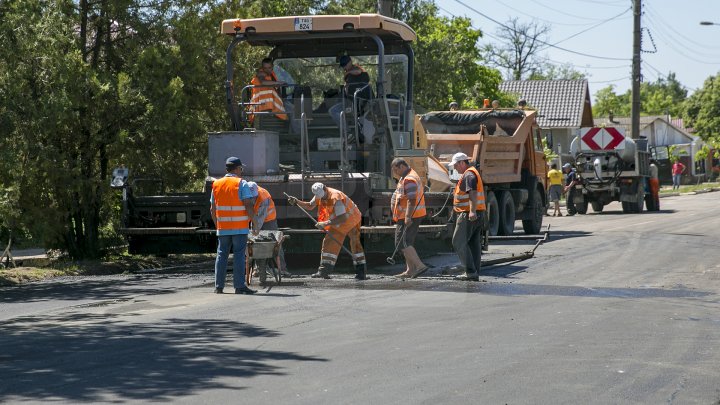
[210,157,257,295]
[246,182,289,277]
[449,152,486,281]
[547,163,563,216]
[390,158,430,279]
[288,183,367,280]
[649,159,660,209]
[562,163,579,216]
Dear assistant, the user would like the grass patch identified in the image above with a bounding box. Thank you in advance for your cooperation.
[0,253,216,286]
[660,182,720,195]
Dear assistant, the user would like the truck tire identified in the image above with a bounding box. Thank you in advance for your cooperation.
[591,201,604,213]
[522,190,543,234]
[621,201,632,213]
[635,184,645,213]
[486,191,499,236]
[644,194,656,211]
[497,191,516,236]
[576,200,588,215]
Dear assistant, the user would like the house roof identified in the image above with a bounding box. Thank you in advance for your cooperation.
[499,80,594,128]
[594,115,698,142]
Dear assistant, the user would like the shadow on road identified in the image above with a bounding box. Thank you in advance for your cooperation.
[0,315,327,402]
[0,276,175,304]
[581,209,678,216]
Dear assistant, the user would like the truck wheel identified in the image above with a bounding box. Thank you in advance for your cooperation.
[485,191,499,236]
[633,184,644,213]
[621,201,632,213]
[576,200,588,215]
[497,191,516,236]
[522,190,543,234]
[644,194,656,211]
[591,201,604,213]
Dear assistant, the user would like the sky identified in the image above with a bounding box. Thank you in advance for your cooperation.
[435,0,720,102]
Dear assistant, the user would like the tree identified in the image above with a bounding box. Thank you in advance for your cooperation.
[684,74,720,145]
[484,18,550,81]
[528,62,587,81]
[592,73,688,119]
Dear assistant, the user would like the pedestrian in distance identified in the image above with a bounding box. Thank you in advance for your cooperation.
[547,163,563,216]
[449,101,459,111]
[517,99,528,109]
[287,183,367,280]
[210,157,257,295]
[562,163,579,216]
[246,181,290,277]
[390,158,430,279]
[449,152,486,281]
[672,160,686,190]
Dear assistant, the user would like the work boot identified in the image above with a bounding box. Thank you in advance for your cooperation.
[311,264,332,279]
[454,272,479,281]
[354,263,367,280]
[235,286,257,294]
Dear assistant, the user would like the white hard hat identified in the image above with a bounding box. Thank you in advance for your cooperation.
[246,181,259,197]
[311,182,326,198]
[449,152,469,168]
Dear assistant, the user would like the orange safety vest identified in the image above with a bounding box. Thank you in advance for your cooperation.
[317,187,361,231]
[453,167,486,213]
[392,168,427,222]
[254,186,277,223]
[250,70,288,121]
[212,176,250,231]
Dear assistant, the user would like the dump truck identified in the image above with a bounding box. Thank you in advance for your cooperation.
[114,14,547,256]
[569,126,654,213]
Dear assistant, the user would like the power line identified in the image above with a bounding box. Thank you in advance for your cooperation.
[644,3,720,51]
[532,0,625,21]
[493,0,614,27]
[452,0,630,61]
[589,76,630,85]
[549,6,631,47]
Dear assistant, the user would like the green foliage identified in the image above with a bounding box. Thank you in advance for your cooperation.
[593,73,687,118]
[683,73,720,145]
[528,63,587,81]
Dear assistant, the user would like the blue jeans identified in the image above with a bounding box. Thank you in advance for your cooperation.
[672,174,682,188]
[215,234,248,289]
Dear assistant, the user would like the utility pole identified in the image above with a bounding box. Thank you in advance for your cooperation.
[377,0,393,17]
[630,0,642,140]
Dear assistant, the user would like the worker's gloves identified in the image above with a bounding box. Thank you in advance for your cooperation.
[315,221,328,230]
[287,196,298,206]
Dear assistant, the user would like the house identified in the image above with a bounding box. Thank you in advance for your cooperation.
[499,80,594,162]
[594,115,706,184]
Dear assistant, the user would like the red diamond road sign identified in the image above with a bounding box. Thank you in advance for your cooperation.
[580,127,626,150]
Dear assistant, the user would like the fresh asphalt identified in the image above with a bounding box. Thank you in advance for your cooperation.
[1,192,720,404]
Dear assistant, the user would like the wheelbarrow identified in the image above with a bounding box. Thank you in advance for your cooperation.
[245,230,285,286]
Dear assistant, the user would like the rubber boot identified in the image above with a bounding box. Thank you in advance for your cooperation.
[311,264,332,279]
[354,263,367,280]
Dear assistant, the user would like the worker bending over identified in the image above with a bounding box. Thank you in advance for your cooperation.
[288,183,367,280]
[247,181,289,276]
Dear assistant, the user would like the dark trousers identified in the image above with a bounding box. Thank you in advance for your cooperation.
[452,212,483,274]
[566,188,577,215]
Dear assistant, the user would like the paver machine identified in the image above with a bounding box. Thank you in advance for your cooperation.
[116,13,548,257]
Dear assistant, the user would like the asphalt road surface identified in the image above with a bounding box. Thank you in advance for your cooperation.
[2,193,719,404]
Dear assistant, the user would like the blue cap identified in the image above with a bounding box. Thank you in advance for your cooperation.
[225,157,244,168]
[339,55,351,68]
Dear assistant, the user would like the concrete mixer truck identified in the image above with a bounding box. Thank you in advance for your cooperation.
[569,126,654,214]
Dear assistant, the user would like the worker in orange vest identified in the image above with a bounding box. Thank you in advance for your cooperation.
[390,158,430,278]
[249,57,289,123]
[210,157,257,294]
[246,181,289,276]
[449,152,486,281]
[288,182,366,280]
